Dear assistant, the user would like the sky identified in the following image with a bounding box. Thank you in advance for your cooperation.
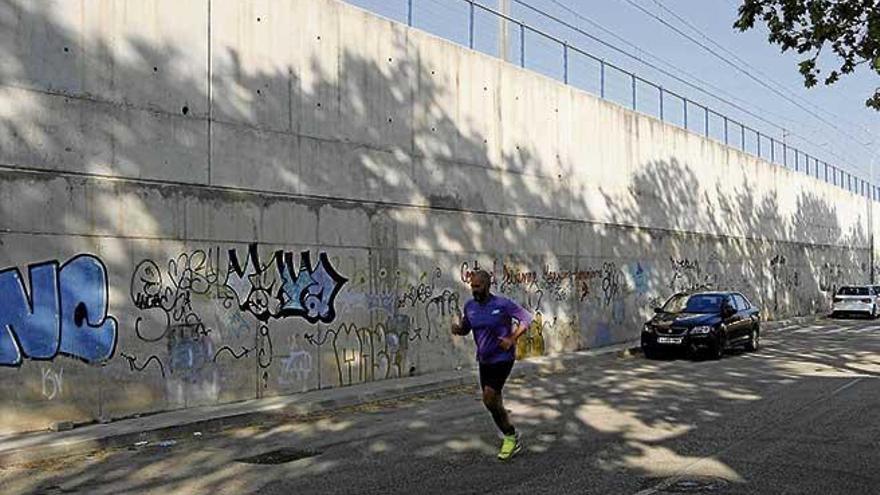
[345,0,879,185]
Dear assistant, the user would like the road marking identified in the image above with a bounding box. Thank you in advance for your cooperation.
[632,377,865,495]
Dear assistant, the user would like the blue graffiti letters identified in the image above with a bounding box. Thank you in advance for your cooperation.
[279,252,347,324]
[0,255,117,367]
[226,244,347,324]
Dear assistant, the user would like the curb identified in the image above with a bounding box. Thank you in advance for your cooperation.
[0,340,639,467]
[763,315,824,331]
[0,376,475,468]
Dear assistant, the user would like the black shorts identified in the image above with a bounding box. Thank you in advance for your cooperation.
[479,360,515,392]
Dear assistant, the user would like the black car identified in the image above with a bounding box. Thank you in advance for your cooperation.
[641,291,761,359]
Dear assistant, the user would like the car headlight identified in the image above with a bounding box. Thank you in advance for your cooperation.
[690,326,713,335]
[643,324,655,334]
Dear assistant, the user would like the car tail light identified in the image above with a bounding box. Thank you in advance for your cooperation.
[863,298,873,304]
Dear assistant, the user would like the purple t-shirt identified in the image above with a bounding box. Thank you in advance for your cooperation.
[461,295,533,364]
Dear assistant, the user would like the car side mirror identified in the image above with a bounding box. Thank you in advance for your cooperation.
[653,307,663,314]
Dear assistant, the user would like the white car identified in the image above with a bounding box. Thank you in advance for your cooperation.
[831,285,878,318]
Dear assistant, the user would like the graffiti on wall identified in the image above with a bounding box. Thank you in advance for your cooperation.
[226,244,348,324]
[667,256,750,294]
[123,243,346,392]
[278,335,313,386]
[459,259,608,309]
[515,312,548,359]
[0,254,118,367]
[459,258,625,357]
[41,366,64,400]
[668,257,709,292]
[311,263,461,386]
[121,351,166,378]
[819,262,844,293]
[770,254,801,312]
[305,321,422,386]
[631,263,649,297]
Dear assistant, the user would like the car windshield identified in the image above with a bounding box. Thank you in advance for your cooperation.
[683,294,724,313]
[661,294,689,312]
[661,294,724,313]
[837,286,870,296]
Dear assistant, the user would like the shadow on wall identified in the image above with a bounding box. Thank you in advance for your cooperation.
[0,0,869,437]
[601,157,867,320]
[0,0,573,433]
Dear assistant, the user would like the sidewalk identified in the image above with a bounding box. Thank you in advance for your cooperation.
[0,316,818,467]
[0,340,645,467]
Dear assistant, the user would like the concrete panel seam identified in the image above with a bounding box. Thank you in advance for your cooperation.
[0,164,866,249]
[0,82,205,121]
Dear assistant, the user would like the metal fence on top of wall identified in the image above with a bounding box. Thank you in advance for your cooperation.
[345,0,878,202]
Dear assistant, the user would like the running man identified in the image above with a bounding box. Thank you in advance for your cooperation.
[451,269,533,461]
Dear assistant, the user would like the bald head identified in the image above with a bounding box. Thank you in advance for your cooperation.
[470,269,492,303]
[473,269,491,285]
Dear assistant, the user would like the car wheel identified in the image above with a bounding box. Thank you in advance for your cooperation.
[745,327,760,352]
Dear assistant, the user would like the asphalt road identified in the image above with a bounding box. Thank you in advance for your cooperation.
[3,318,879,495]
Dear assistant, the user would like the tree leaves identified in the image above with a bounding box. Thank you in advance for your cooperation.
[735,0,880,109]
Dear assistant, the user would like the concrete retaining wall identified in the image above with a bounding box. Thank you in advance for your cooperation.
[0,0,870,434]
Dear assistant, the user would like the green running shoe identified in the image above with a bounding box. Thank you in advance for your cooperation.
[497,432,522,461]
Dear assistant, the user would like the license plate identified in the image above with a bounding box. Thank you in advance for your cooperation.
[657,337,683,344]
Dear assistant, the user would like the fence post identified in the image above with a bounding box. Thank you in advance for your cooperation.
[704,107,709,137]
[741,125,745,151]
[683,98,688,129]
[563,42,569,84]
[757,132,761,157]
[468,1,475,49]
[659,87,664,121]
[631,74,636,110]
[407,0,413,26]
[520,23,525,67]
[723,117,728,145]
[794,149,799,172]
[600,61,605,98]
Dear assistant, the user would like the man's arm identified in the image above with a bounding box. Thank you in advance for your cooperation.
[451,309,471,336]
[510,320,530,341]
[498,299,533,350]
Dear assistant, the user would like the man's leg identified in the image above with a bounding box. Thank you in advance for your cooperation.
[482,385,515,436]
[479,361,521,460]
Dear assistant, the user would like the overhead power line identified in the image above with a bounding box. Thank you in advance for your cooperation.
[538,0,848,155]
[617,0,872,158]
[506,0,862,171]
[649,0,875,146]
[509,0,784,133]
